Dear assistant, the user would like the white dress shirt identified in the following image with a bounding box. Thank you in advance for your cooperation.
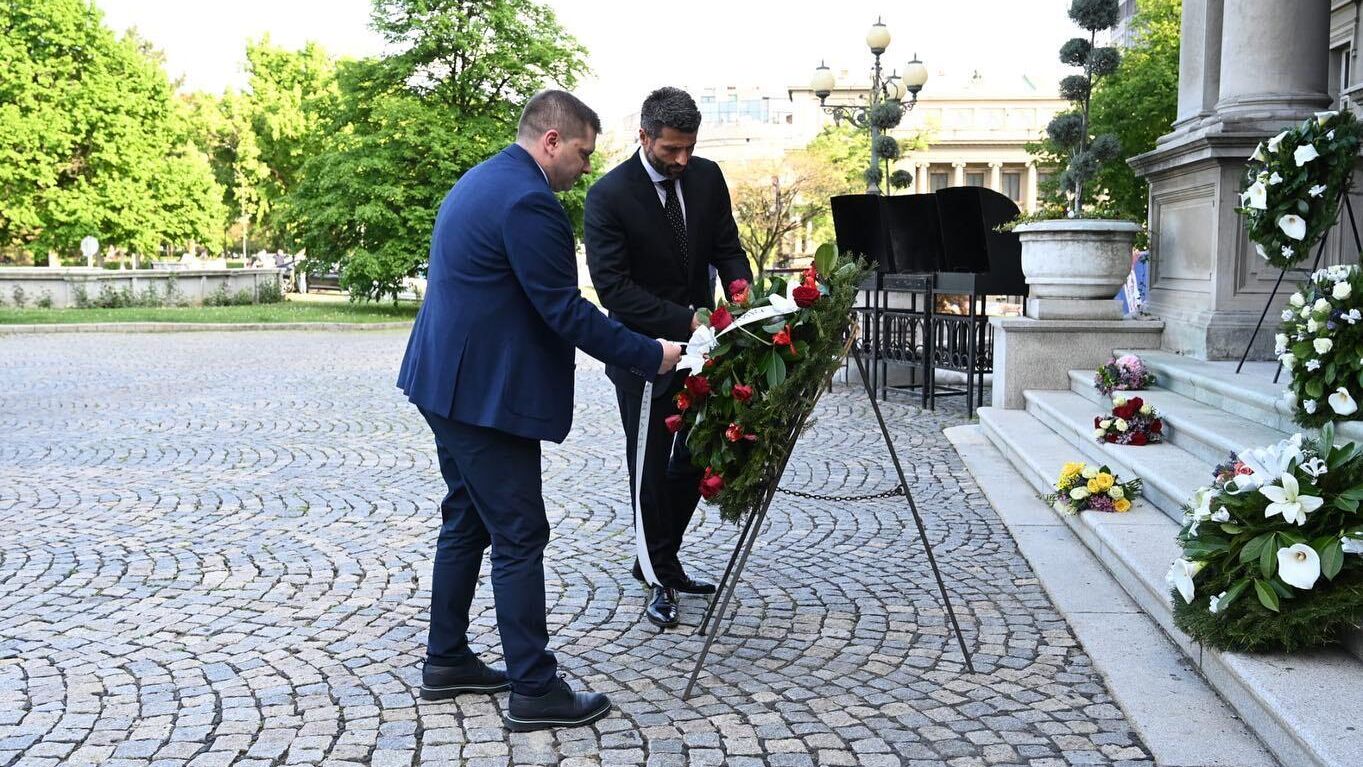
[639,150,686,225]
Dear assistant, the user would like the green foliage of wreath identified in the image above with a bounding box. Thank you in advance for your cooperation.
[1170,425,1363,652]
[1237,110,1362,270]
[675,248,868,522]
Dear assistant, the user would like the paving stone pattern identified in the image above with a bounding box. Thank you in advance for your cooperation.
[0,331,1152,766]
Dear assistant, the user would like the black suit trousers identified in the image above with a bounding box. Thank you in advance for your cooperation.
[613,377,703,584]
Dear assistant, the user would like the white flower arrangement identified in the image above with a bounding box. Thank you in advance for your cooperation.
[1237,110,1362,269]
[1279,264,1363,427]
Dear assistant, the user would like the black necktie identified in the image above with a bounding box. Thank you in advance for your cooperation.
[660,178,689,273]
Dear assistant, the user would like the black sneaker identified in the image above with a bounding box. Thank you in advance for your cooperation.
[419,658,511,700]
[503,677,611,732]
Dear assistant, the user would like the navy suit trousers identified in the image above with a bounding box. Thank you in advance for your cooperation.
[419,407,557,696]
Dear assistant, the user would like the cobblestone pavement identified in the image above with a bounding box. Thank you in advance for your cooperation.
[0,331,1153,767]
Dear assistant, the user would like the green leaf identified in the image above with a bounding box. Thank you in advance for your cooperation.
[1321,540,1344,580]
[814,243,837,275]
[1223,578,1250,609]
[1240,532,1272,564]
[764,352,787,388]
[762,321,786,334]
[1259,533,1277,580]
[1306,379,1325,399]
[1254,579,1281,612]
[1219,524,1244,535]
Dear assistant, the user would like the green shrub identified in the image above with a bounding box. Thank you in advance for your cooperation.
[11,285,27,308]
[73,284,90,308]
[36,291,53,309]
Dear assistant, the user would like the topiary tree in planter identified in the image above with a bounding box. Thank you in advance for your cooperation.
[1049,0,1123,218]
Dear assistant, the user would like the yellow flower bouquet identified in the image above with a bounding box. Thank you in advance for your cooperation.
[1043,461,1143,514]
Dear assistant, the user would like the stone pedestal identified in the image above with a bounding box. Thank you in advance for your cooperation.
[1131,0,1335,360]
[991,317,1165,409]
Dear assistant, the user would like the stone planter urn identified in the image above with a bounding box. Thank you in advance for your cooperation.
[1014,218,1141,320]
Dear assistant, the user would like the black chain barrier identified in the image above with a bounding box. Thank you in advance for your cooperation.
[774,484,904,502]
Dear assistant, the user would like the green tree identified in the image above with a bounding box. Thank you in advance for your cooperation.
[289,0,590,300]
[0,1,226,258]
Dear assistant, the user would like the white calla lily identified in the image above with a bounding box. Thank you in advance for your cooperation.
[1237,434,1303,489]
[1276,544,1321,590]
[1251,143,1267,162]
[1328,387,1358,416]
[1165,558,1204,604]
[1259,472,1323,526]
[1242,180,1268,210]
[1278,214,1307,241]
[1315,110,1339,125]
[1267,131,1289,152]
[1294,143,1320,166]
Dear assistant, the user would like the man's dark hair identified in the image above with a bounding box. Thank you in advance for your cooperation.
[518,90,601,141]
[640,87,702,138]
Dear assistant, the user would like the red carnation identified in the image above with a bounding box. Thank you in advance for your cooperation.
[1131,432,1149,446]
[665,415,684,433]
[685,375,711,398]
[792,284,820,308]
[674,391,692,412]
[709,305,734,332]
[732,384,753,403]
[699,468,725,499]
[728,279,750,303]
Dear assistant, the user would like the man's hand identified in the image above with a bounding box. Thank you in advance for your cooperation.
[657,340,683,373]
[691,311,702,332]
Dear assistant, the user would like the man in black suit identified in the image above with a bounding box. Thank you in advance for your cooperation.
[585,87,753,628]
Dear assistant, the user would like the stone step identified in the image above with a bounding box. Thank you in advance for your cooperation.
[974,407,1363,767]
[1066,369,1290,467]
[1117,349,1363,445]
[1023,389,1213,524]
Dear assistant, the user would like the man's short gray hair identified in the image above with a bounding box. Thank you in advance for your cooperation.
[518,90,601,141]
[640,87,702,139]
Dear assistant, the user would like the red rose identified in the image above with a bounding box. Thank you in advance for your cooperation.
[709,305,734,332]
[699,468,724,499]
[674,391,692,411]
[1105,434,1118,443]
[802,264,817,286]
[684,375,711,398]
[732,384,753,403]
[728,279,750,303]
[725,422,745,442]
[1093,416,1102,428]
[1235,462,1252,475]
[1150,419,1163,433]
[772,325,796,356]
[792,284,820,308]
[665,415,683,433]
[1131,432,1149,446]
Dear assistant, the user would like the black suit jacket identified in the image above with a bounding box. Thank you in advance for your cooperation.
[586,151,752,392]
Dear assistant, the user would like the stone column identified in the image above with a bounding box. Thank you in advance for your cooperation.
[1131,0,1334,360]
[914,162,929,193]
[1213,0,1330,130]
[1025,163,1039,213]
[988,162,1003,193]
[952,162,966,187]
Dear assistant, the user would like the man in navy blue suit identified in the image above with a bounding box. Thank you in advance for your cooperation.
[397,90,682,732]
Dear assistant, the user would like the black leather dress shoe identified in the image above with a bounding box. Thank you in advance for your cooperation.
[645,584,680,628]
[420,658,511,700]
[504,677,611,732]
[632,562,716,595]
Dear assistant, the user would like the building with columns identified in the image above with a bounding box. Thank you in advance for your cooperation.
[671,71,1065,214]
[1130,0,1361,359]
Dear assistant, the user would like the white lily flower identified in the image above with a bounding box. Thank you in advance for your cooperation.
[1316,110,1339,125]
[1276,544,1321,590]
[1342,536,1363,555]
[1211,507,1231,523]
[1282,246,1295,259]
[1334,282,1352,300]
[1314,338,1333,354]
[1238,435,1303,488]
[1268,130,1289,152]
[1305,359,1322,372]
[1279,214,1307,241]
[1208,591,1228,614]
[1259,472,1324,525]
[1310,184,1328,197]
[1304,399,1318,414]
[1295,144,1320,166]
[1166,558,1204,603]
[1329,387,1358,415]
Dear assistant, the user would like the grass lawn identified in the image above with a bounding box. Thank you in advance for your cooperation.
[0,298,420,325]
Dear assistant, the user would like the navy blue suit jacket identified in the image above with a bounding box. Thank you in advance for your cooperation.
[397,144,662,443]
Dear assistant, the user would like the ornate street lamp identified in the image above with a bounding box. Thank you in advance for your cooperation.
[808,19,928,195]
